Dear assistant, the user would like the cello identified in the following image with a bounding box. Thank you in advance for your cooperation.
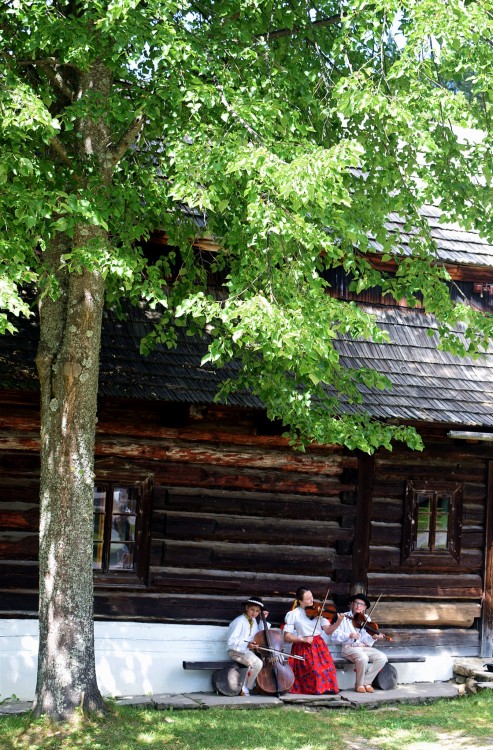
[252,608,294,695]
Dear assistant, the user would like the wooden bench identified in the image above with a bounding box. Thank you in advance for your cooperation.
[332,655,427,690]
[183,654,427,694]
[183,660,249,696]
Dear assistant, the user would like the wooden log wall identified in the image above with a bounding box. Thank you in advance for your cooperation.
[0,392,488,656]
[370,445,485,587]
[0,393,359,629]
[365,441,486,656]
[0,450,40,616]
[146,456,357,625]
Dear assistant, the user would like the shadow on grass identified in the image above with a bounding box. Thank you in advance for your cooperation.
[1,694,493,750]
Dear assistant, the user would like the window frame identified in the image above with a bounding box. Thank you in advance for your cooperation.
[402,480,463,564]
[93,468,153,586]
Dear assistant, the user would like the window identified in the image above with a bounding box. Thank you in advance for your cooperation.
[93,474,153,583]
[403,481,462,562]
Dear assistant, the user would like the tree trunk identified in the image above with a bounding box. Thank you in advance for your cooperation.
[31,58,115,720]
[33,230,107,719]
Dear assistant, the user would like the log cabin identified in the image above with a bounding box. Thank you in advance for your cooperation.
[1,204,493,699]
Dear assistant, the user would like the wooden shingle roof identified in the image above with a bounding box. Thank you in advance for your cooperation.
[380,205,493,268]
[2,299,493,428]
[98,305,260,408]
[2,208,493,428]
[335,305,493,427]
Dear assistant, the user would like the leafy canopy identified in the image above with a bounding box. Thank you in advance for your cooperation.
[2,0,493,452]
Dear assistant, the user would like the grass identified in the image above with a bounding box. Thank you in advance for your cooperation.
[1,692,493,750]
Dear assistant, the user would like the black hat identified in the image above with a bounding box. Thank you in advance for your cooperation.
[349,593,371,609]
[242,596,266,609]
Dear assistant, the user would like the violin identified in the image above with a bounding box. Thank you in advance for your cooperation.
[304,601,339,624]
[348,612,393,641]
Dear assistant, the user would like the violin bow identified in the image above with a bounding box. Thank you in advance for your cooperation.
[359,593,382,634]
[310,585,332,638]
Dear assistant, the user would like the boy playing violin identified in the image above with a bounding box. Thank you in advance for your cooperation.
[330,593,388,693]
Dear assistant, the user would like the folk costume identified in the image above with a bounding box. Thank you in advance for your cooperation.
[226,596,270,691]
[330,594,388,692]
[284,606,339,695]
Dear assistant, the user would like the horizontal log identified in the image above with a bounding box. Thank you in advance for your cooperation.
[373,602,481,627]
[97,413,345,456]
[0,414,39,432]
[371,480,406,498]
[156,540,336,575]
[366,547,483,572]
[0,590,38,614]
[0,561,39,590]
[462,530,484,547]
[0,571,39,589]
[152,576,241,590]
[158,487,355,521]
[149,567,348,597]
[379,628,480,647]
[372,499,403,523]
[0,486,40,503]
[0,430,352,476]
[159,511,352,546]
[155,462,344,495]
[375,458,487,483]
[0,506,39,531]
[0,531,38,559]
[462,484,488,502]
[463,504,486,524]
[0,450,40,475]
[92,592,311,626]
[370,523,402,545]
[368,573,482,599]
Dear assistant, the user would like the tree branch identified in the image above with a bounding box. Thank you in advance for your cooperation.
[49,136,83,186]
[110,114,145,167]
[257,14,342,41]
[33,59,76,101]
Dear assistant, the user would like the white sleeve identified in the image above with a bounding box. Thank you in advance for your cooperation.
[284,609,297,635]
[330,614,353,644]
[227,617,245,651]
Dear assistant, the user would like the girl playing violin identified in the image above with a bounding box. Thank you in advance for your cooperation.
[283,587,344,694]
[330,593,388,693]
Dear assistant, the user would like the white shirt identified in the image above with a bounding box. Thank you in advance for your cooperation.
[284,606,330,638]
[226,614,268,653]
[330,611,376,647]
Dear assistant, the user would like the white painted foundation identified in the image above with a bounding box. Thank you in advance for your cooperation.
[0,619,454,701]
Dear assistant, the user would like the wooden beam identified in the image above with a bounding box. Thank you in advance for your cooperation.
[375,602,481,628]
[481,461,493,656]
[350,452,374,596]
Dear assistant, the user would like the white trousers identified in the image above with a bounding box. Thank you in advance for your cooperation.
[341,644,388,688]
[228,649,264,689]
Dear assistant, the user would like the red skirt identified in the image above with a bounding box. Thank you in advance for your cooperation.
[288,635,339,694]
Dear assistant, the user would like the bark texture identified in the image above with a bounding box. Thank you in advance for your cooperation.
[34,240,106,719]
[33,60,113,719]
